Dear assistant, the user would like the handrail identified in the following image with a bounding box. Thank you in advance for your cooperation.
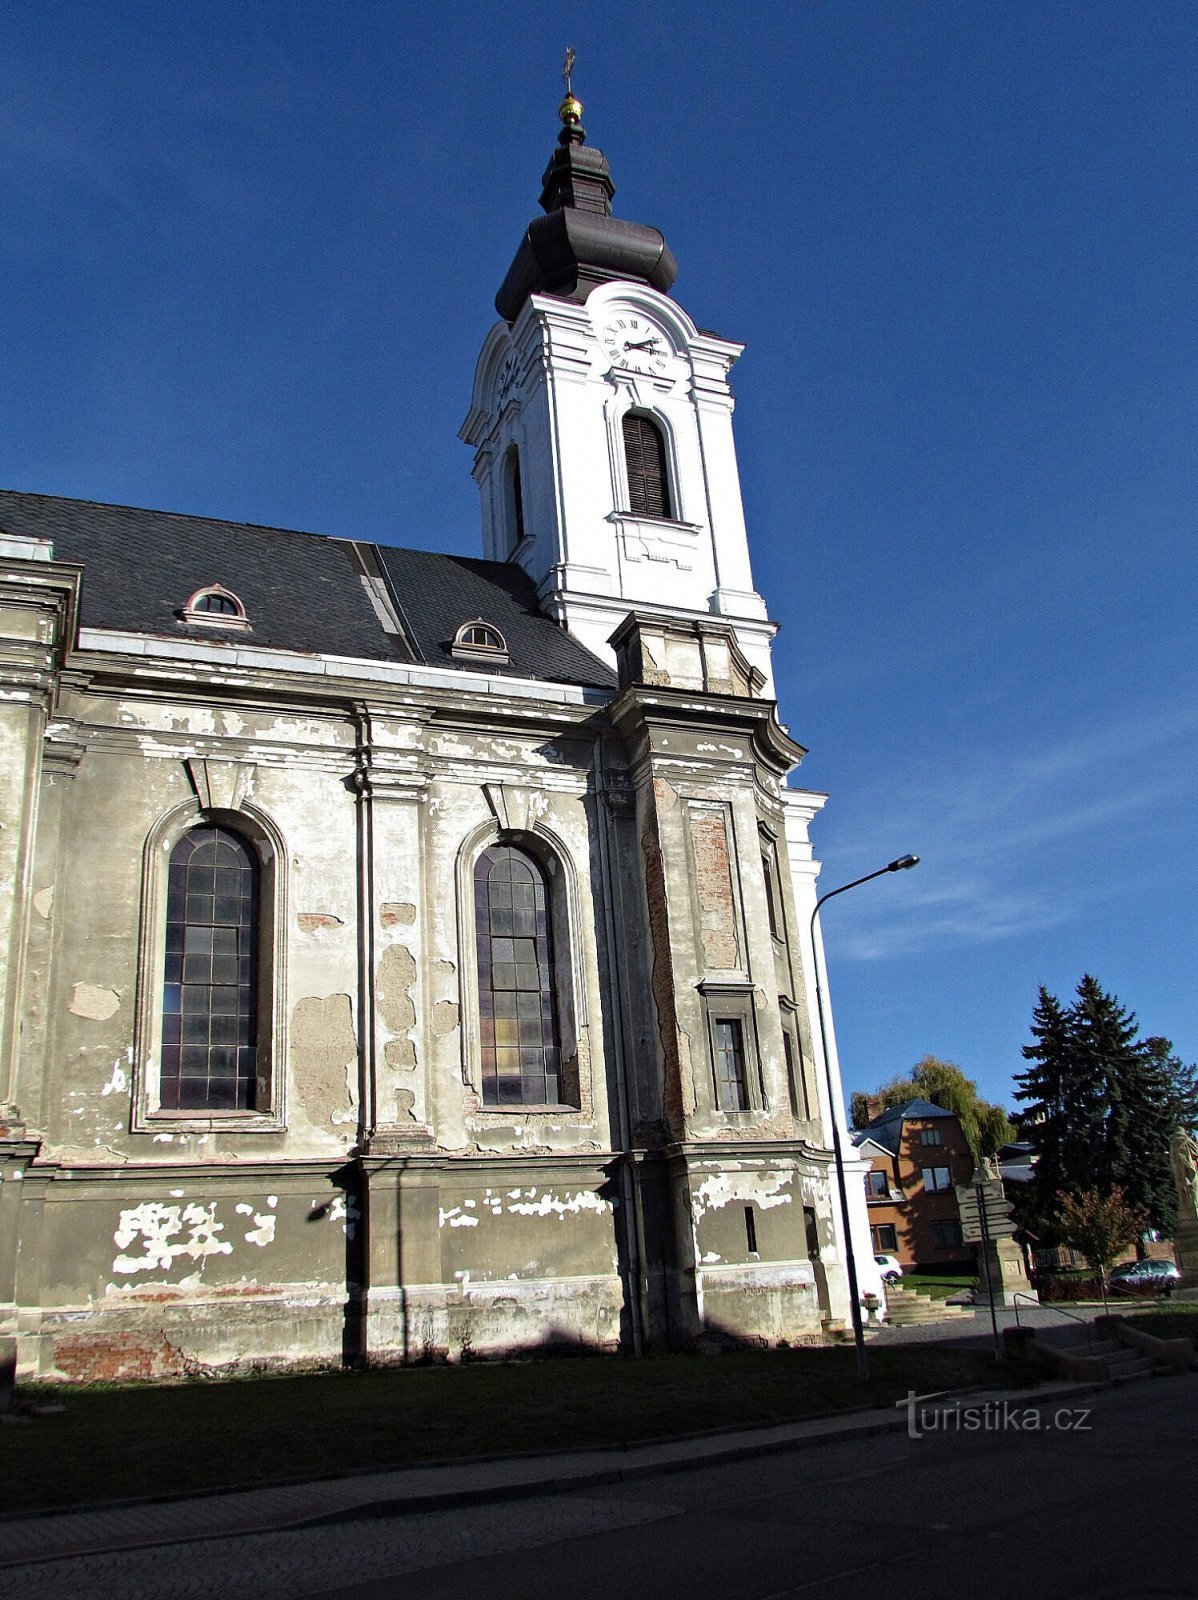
[1011,1290,1093,1353]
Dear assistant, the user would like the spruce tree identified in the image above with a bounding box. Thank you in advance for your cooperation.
[1015,977,1193,1245]
[1014,987,1079,1207]
[1070,976,1175,1238]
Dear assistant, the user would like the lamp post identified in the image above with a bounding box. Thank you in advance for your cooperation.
[810,854,920,1383]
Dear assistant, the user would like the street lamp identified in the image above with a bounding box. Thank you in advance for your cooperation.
[810,854,920,1383]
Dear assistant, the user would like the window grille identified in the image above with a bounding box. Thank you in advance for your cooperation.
[713,1018,749,1111]
[160,827,259,1110]
[475,844,561,1106]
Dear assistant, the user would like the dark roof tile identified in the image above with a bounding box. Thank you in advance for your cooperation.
[0,490,615,691]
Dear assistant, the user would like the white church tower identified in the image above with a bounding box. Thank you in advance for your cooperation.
[461,87,777,690]
[462,81,885,1337]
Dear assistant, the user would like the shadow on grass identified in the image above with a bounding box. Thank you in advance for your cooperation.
[2,1339,1038,1516]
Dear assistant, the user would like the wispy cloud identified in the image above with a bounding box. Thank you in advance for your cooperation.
[814,700,1198,961]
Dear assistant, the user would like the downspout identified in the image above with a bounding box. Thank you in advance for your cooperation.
[593,732,646,1355]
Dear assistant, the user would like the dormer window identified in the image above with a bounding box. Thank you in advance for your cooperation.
[180,584,250,630]
[452,620,509,661]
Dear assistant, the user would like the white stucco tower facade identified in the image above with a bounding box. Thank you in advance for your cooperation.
[461,284,776,689]
[460,91,776,690]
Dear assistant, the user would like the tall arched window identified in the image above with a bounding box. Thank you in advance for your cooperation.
[161,826,260,1110]
[503,444,526,548]
[475,844,561,1106]
[622,413,671,519]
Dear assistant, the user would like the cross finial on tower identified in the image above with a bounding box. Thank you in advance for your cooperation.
[558,46,583,140]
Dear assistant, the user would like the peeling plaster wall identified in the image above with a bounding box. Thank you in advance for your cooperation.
[19,1169,357,1380]
[1,614,844,1371]
[362,1159,623,1360]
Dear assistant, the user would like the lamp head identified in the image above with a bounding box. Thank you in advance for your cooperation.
[887,854,920,872]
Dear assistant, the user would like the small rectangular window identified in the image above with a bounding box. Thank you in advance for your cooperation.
[922,1166,953,1193]
[744,1205,758,1254]
[782,1030,805,1118]
[919,1126,944,1146]
[714,1019,749,1112]
[866,1169,889,1197]
[871,1224,898,1253]
[762,852,780,940]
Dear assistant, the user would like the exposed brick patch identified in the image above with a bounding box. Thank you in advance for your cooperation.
[641,822,685,1139]
[689,810,739,970]
[54,1334,184,1384]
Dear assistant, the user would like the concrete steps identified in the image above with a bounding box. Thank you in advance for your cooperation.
[1004,1315,1194,1383]
[884,1285,976,1326]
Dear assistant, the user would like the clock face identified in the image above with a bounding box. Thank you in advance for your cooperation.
[599,314,670,376]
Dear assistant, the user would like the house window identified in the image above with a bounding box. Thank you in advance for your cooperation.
[919,1125,944,1145]
[931,1219,964,1249]
[475,844,562,1106]
[622,413,671,519]
[872,1224,898,1253]
[161,826,259,1111]
[922,1166,953,1193]
[866,1169,889,1198]
[713,1018,749,1111]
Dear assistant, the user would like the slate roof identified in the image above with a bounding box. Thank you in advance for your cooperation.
[852,1097,955,1157]
[0,490,616,690]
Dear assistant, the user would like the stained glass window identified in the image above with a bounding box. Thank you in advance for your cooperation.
[161,827,259,1111]
[475,844,561,1107]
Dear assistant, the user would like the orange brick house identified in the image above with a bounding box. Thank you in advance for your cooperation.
[852,1098,974,1270]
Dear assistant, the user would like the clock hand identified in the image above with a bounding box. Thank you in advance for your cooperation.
[624,337,661,352]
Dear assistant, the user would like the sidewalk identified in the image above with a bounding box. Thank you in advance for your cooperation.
[0,1377,1105,1571]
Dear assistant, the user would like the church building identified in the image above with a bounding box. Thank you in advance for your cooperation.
[0,90,879,1381]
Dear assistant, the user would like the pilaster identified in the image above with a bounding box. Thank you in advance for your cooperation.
[0,557,80,1126]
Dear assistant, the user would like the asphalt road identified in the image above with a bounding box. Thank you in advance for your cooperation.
[8,1375,1197,1600]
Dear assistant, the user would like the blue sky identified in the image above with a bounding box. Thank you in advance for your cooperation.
[2,1,1193,1109]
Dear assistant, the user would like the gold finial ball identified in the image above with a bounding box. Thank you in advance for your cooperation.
[559,94,583,125]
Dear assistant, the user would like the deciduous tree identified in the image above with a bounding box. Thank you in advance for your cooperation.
[1056,1186,1145,1311]
[850,1056,1013,1160]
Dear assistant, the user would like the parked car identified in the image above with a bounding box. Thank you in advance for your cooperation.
[1108,1258,1180,1296]
[874,1253,903,1284]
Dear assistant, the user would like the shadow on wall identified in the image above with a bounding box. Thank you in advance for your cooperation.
[383,1315,781,1367]
[305,1162,367,1368]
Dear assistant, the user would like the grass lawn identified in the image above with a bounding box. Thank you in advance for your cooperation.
[2,1342,1034,1515]
[901,1273,976,1301]
[1120,1302,1198,1343]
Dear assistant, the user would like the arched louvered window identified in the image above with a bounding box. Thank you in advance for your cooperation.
[475,844,561,1106]
[161,826,260,1110]
[622,413,671,519]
